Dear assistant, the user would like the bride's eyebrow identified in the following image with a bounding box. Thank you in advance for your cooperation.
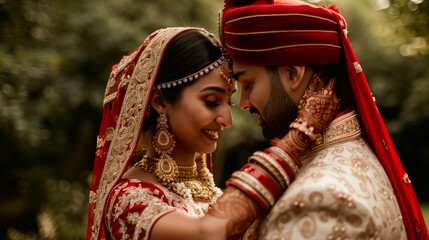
[200,86,226,94]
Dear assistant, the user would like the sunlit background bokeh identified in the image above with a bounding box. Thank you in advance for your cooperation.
[1,0,428,239]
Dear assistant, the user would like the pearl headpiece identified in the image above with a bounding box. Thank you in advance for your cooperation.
[156,56,224,89]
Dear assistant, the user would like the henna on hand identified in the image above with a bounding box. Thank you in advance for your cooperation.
[296,73,340,134]
[277,129,312,160]
[278,73,340,160]
[208,186,261,239]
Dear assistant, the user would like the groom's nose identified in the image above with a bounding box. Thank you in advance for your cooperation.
[239,90,251,110]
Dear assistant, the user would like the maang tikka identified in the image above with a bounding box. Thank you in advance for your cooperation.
[152,113,178,183]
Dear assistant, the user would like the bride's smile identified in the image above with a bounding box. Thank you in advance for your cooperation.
[165,67,235,156]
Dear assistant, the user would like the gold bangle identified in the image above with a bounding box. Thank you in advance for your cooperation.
[248,155,286,189]
[268,146,299,175]
[290,121,317,140]
[247,162,282,191]
[226,178,270,210]
[232,171,275,206]
[254,151,291,187]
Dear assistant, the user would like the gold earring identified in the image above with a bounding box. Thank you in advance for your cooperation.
[152,113,178,183]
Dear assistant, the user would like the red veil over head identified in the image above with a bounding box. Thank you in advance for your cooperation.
[219,0,428,239]
[86,27,216,240]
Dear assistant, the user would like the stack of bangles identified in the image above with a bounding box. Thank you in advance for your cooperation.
[226,139,302,211]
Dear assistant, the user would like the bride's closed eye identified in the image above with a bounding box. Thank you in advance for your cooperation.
[203,95,220,107]
[205,100,220,107]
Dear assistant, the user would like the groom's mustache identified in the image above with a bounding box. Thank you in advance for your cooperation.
[249,107,260,116]
[250,107,268,126]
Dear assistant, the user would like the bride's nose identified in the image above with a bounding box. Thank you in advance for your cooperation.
[215,105,233,128]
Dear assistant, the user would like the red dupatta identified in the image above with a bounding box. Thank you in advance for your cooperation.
[332,10,428,238]
[86,27,208,240]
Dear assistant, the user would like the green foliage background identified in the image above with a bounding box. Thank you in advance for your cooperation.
[0,0,428,239]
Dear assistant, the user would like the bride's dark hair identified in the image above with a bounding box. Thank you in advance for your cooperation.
[156,30,222,103]
[143,30,222,131]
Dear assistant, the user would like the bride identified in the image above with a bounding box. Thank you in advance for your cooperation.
[87,27,339,240]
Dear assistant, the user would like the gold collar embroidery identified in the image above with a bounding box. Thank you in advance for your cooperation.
[302,110,361,161]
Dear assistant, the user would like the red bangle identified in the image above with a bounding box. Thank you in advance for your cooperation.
[226,178,270,211]
[268,146,299,175]
[270,138,302,168]
[241,164,282,199]
[263,149,295,183]
[249,154,286,189]
[253,151,291,187]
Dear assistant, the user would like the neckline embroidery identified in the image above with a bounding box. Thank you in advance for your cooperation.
[302,110,361,161]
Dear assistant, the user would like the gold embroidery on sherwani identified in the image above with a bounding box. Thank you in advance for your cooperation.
[258,111,406,240]
[90,28,198,240]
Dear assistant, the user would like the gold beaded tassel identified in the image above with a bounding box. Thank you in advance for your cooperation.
[219,48,235,86]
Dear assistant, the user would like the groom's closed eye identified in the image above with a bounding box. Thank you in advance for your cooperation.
[233,71,245,81]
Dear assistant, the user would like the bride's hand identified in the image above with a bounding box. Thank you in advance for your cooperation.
[290,75,340,140]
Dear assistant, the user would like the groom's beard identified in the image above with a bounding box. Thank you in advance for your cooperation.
[259,67,298,139]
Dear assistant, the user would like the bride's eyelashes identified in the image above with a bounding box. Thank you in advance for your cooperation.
[203,94,221,107]
[203,94,234,108]
[205,100,220,107]
[205,100,236,108]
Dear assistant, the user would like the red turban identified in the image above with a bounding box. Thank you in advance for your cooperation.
[219,0,429,239]
[220,0,345,66]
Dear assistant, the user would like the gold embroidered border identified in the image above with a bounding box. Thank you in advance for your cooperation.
[104,50,140,106]
[103,92,117,106]
[302,111,362,161]
[224,30,338,35]
[90,27,198,240]
[226,42,341,53]
[225,13,337,25]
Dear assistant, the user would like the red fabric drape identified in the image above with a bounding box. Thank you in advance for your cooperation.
[332,11,428,238]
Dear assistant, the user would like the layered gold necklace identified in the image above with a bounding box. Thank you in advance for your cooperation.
[134,155,218,203]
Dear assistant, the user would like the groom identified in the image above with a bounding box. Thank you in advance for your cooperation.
[219,0,428,239]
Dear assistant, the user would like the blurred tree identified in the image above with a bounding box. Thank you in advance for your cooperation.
[375,0,429,201]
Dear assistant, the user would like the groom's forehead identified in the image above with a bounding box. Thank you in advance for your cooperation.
[232,62,268,81]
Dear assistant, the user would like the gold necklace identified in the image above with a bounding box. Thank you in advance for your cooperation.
[134,155,217,202]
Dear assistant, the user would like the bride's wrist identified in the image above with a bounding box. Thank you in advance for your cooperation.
[226,129,311,211]
[276,128,312,160]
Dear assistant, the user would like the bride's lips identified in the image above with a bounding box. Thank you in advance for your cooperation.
[201,129,222,141]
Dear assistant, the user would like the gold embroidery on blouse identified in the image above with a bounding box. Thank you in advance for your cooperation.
[105,181,204,240]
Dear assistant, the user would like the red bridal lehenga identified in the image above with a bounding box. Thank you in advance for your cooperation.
[86,27,224,240]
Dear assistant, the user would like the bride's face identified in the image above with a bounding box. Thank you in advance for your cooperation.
[166,68,236,155]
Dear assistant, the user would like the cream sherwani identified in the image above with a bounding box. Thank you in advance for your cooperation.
[258,111,407,240]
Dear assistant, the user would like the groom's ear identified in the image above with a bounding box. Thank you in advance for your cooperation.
[280,65,307,91]
[278,65,314,104]
[150,89,167,114]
